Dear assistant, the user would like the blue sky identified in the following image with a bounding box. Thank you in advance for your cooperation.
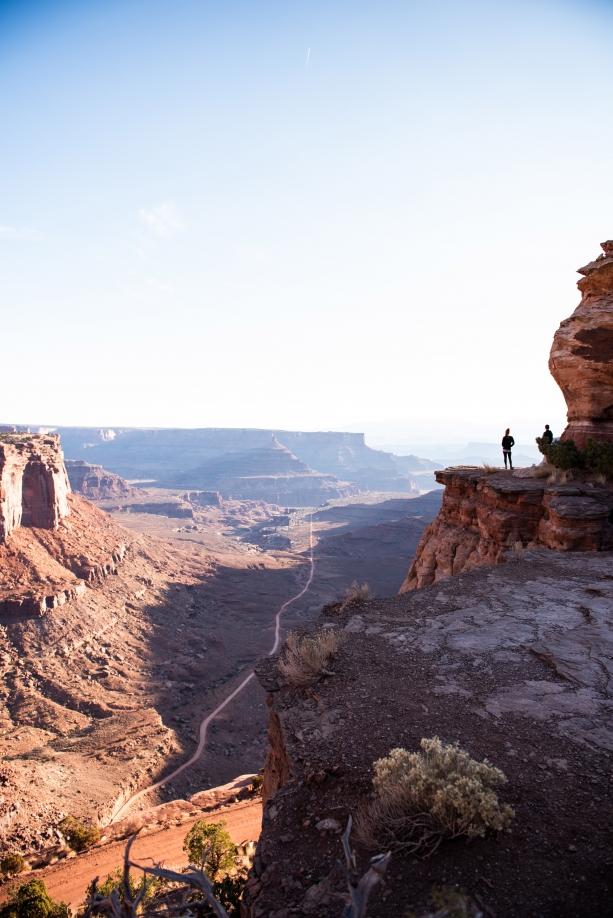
[1,0,613,440]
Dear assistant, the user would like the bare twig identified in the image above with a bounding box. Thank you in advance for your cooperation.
[81,832,230,918]
[339,816,391,918]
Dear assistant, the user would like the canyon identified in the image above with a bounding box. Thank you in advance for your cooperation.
[0,433,440,905]
[4,241,613,916]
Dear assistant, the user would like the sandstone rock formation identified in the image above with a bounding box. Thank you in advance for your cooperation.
[550,239,613,448]
[0,434,70,543]
[64,459,139,500]
[400,467,613,591]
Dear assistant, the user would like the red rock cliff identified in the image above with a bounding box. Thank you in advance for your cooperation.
[400,467,613,592]
[550,239,613,448]
[0,435,70,543]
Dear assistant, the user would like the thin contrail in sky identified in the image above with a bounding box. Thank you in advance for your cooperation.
[306,47,310,68]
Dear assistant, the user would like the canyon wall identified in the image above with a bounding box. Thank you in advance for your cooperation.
[45,426,419,492]
[550,239,613,448]
[0,435,70,543]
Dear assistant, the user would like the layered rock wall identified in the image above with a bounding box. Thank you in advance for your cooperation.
[0,435,70,543]
[550,240,613,448]
[400,468,613,591]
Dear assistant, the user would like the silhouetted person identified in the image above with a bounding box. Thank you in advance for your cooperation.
[541,424,553,445]
[502,429,514,469]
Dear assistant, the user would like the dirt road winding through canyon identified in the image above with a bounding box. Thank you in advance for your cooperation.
[112,520,315,822]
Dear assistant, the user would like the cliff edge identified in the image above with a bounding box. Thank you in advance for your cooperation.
[246,552,613,917]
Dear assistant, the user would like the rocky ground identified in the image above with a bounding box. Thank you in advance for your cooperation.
[246,550,613,917]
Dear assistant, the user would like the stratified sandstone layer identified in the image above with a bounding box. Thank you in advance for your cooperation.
[550,240,613,448]
[0,435,70,543]
[64,460,139,500]
[400,468,613,591]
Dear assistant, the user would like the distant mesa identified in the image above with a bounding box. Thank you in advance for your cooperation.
[47,427,421,495]
[550,239,613,448]
[167,436,359,507]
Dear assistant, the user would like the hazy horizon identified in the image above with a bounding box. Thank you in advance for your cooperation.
[2,0,613,431]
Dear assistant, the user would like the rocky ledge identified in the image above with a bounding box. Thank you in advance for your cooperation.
[245,551,613,917]
[400,467,613,591]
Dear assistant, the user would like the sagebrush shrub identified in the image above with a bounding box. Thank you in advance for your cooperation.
[357,737,514,855]
[278,629,344,687]
[344,580,372,602]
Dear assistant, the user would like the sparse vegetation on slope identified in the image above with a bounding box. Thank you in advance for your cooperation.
[278,629,344,687]
[356,737,514,856]
[0,854,25,879]
[58,816,101,852]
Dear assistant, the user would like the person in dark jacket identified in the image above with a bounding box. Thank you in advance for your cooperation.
[502,429,514,469]
[541,424,553,445]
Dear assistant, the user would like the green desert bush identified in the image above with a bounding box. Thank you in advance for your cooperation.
[183,819,237,882]
[583,439,613,478]
[356,737,514,856]
[537,435,613,479]
[0,854,25,878]
[250,773,264,794]
[278,629,344,687]
[0,878,70,918]
[58,816,100,852]
[536,436,584,471]
[87,868,159,907]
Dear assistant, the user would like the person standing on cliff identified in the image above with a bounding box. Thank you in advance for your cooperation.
[502,429,514,469]
[541,424,553,445]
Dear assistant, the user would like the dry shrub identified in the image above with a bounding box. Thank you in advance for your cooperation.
[511,541,526,560]
[531,463,553,479]
[547,467,572,485]
[593,472,607,487]
[345,580,372,603]
[58,815,100,852]
[481,463,500,473]
[355,737,514,857]
[278,629,344,687]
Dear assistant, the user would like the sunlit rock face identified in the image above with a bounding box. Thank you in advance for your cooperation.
[550,240,613,449]
[0,435,70,542]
